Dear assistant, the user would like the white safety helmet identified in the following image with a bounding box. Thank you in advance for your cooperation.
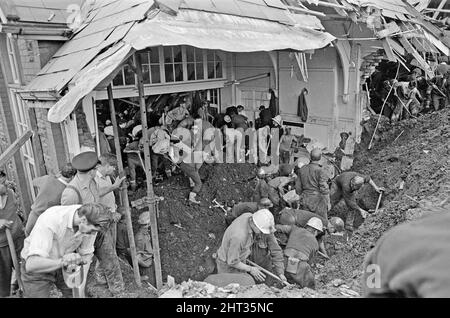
[272,115,283,126]
[306,217,323,232]
[252,209,275,234]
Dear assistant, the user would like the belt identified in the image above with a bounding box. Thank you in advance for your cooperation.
[284,248,309,262]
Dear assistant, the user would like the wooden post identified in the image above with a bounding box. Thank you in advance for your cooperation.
[0,130,33,167]
[135,53,163,289]
[107,84,142,287]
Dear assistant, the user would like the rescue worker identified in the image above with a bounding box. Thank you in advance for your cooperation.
[362,210,450,297]
[279,127,295,164]
[226,198,273,226]
[20,203,111,298]
[216,209,287,285]
[295,148,330,220]
[0,179,24,297]
[275,217,323,289]
[278,207,345,257]
[124,127,144,191]
[25,163,77,236]
[330,171,384,232]
[253,167,280,210]
[134,212,155,284]
[60,152,126,295]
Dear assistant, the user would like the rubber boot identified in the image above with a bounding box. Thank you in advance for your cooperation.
[189,192,201,204]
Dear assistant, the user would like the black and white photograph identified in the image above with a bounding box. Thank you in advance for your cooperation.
[0,0,449,304]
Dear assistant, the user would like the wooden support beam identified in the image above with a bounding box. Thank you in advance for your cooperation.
[135,53,163,290]
[285,5,326,17]
[107,85,142,288]
[432,0,447,19]
[299,0,350,10]
[0,129,33,168]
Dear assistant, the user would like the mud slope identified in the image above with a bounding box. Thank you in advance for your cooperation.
[318,108,450,292]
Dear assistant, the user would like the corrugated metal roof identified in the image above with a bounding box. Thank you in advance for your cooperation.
[178,0,295,25]
[127,9,334,52]
[0,0,85,24]
[24,0,153,93]
[23,0,333,97]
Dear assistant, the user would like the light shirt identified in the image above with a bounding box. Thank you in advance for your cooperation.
[21,205,96,261]
[0,194,7,209]
[61,174,99,205]
[217,213,254,266]
[95,171,116,213]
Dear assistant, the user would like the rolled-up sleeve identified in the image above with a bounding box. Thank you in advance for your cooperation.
[26,226,54,259]
[226,238,243,266]
[267,234,285,276]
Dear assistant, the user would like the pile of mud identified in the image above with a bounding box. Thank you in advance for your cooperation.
[319,108,450,293]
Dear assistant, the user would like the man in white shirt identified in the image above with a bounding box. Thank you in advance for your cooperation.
[20,203,112,298]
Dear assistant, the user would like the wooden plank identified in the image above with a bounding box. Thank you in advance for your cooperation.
[135,53,163,290]
[382,38,397,62]
[398,36,432,77]
[107,85,142,287]
[0,130,33,168]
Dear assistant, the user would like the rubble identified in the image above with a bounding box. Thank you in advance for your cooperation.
[158,280,357,298]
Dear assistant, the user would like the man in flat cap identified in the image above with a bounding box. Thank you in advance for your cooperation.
[61,151,126,295]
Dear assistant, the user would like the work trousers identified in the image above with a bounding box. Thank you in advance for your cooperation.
[224,128,245,163]
[94,229,124,294]
[179,162,202,194]
[284,256,315,289]
[0,236,24,297]
[215,258,256,284]
[21,259,73,298]
[258,126,270,165]
[432,94,446,111]
[280,150,291,164]
[127,153,143,184]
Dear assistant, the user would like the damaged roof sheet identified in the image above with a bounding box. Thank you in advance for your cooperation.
[25,0,154,93]
[24,0,332,97]
[127,9,334,52]
[345,0,413,20]
[0,0,84,24]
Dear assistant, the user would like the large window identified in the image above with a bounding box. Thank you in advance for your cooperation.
[112,46,225,87]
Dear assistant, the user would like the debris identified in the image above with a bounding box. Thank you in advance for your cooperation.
[167,275,176,288]
[173,223,184,229]
[208,233,216,240]
[331,279,344,287]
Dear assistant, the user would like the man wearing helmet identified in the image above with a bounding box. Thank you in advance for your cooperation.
[278,208,344,258]
[330,171,385,232]
[216,209,287,285]
[275,217,323,288]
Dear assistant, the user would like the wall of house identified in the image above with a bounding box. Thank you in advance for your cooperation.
[222,45,359,151]
[18,38,68,175]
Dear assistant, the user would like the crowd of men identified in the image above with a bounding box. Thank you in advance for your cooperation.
[213,146,385,289]
[369,60,450,121]
[1,85,449,297]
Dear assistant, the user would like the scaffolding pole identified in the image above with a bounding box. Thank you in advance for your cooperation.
[134,52,163,289]
[107,84,142,287]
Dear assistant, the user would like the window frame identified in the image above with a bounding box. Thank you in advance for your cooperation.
[111,46,226,88]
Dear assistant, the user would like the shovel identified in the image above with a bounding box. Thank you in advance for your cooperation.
[62,263,86,298]
[5,228,24,297]
[374,191,384,214]
[246,259,293,287]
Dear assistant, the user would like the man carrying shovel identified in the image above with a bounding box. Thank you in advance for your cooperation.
[0,179,25,297]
